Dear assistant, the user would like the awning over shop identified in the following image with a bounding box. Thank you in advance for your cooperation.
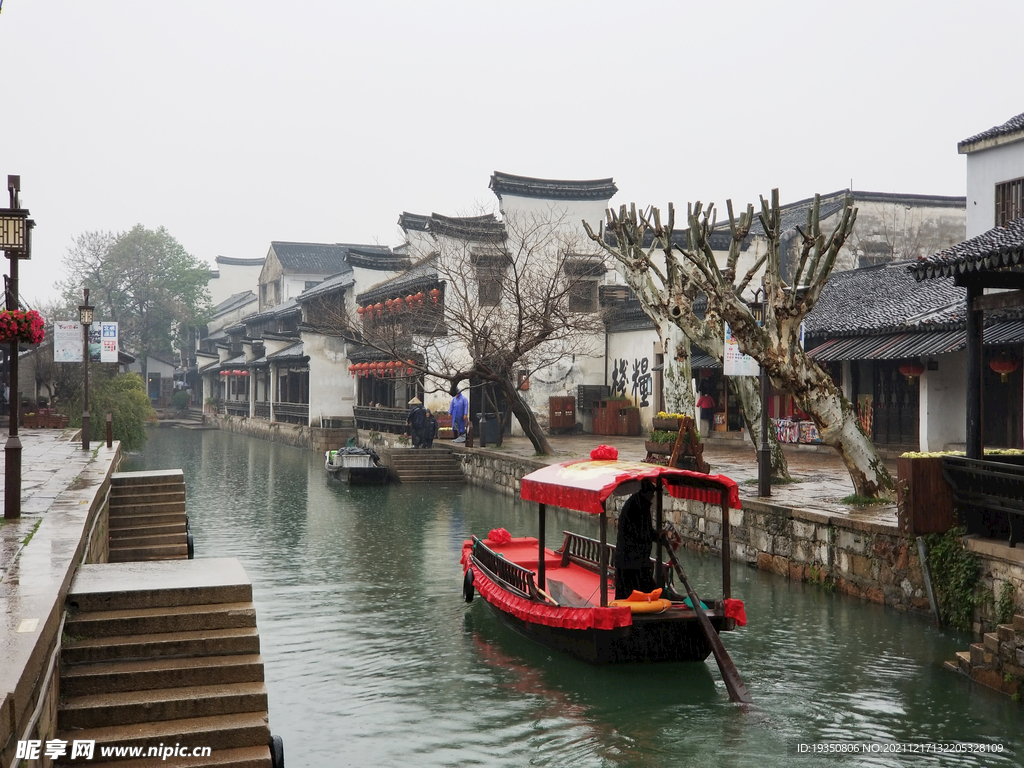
[807,330,965,361]
[807,321,1024,362]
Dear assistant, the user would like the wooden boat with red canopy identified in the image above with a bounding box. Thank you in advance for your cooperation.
[461,449,748,665]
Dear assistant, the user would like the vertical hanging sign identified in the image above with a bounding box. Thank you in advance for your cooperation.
[53,321,82,362]
[100,321,118,363]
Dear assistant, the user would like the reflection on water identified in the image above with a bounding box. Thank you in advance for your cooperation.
[122,430,1022,767]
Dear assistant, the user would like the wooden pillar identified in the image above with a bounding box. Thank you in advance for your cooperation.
[538,503,546,591]
[966,282,983,459]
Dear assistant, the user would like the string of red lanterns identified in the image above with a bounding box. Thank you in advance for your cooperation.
[347,360,419,378]
[358,290,435,320]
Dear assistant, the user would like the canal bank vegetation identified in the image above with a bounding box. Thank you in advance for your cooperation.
[71,373,156,451]
[925,526,982,631]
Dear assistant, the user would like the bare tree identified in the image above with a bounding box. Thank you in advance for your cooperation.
[590,191,893,498]
[585,205,791,480]
[314,209,607,455]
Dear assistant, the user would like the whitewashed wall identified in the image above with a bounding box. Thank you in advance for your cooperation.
[304,331,354,424]
[965,140,1024,237]
[208,258,264,306]
[920,350,968,451]
[606,327,661,426]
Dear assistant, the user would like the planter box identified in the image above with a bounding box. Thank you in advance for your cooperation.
[896,456,956,535]
[645,440,673,456]
[652,417,681,431]
[436,415,452,428]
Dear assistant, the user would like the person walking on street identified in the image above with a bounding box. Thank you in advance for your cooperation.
[450,386,468,443]
[407,397,426,448]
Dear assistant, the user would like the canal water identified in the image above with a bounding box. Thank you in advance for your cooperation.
[122,429,1022,767]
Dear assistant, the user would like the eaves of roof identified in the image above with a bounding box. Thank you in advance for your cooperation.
[266,341,305,361]
[357,261,440,304]
[297,271,356,302]
[489,171,618,201]
[958,112,1024,154]
[910,217,1024,280]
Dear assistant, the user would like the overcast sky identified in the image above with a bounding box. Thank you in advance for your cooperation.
[1,1,1021,308]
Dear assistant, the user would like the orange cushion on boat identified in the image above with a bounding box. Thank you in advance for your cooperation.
[610,597,672,613]
[625,588,662,602]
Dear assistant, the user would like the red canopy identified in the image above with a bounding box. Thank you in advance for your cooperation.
[520,459,741,515]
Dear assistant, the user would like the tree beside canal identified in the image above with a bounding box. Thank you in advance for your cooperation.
[57,225,212,379]
[589,192,893,498]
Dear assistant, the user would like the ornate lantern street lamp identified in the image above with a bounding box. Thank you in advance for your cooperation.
[2,175,34,519]
[78,289,95,450]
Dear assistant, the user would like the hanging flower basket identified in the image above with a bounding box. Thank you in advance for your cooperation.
[0,309,45,345]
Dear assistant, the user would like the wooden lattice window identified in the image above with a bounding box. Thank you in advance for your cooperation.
[995,177,1024,226]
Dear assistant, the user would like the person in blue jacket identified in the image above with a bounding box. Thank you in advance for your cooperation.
[450,386,469,443]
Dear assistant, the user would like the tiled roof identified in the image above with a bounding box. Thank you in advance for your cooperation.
[910,217,1024,280]
[216,256,265,267]
[270,242,353,274]
[357,259,440,304]
[212,291,257,318]
[958,111,1024,152]
[297,271,357,302]
[266,341,305,361]
[804,260,964,337]
[246,298,301,324]
[428,213,506,241]
[339,243,408,270]
[398,212,430,232]
[490,171,617,201]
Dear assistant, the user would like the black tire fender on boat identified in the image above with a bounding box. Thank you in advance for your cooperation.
[463,567,474,602]
[270,735,285,768]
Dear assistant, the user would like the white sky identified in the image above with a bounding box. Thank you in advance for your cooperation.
[1,1,1021,308]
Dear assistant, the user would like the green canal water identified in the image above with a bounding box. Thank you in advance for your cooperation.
[122,429,1023,767]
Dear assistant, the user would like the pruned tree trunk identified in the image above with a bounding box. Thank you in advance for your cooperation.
[658,321,693,414]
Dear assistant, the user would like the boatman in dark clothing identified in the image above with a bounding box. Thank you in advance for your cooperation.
[614,479,660,599]
[407,397,426,448]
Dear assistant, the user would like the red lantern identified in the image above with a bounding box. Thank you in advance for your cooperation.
[349,364,356,373]
[374,302,383,317]
[241,370,250,377]
[898,362,925,383]
[990,355,1019,383]
[357,305,365,317]
[386,298,394,312]
[429,288,440,303]
[393,297,404,311]
[415,291,424,305]
[220,370,229,376]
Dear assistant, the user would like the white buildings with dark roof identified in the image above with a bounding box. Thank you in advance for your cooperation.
[959,111,1024,238]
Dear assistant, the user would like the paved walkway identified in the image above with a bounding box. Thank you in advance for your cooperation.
[0,428,98,580]
[471,432,900,527]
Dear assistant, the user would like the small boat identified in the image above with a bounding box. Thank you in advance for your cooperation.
[325,447,390,485]
[461,454,747,667]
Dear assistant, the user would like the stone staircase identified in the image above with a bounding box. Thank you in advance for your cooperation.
[57,559,281,767]
[385,446,465,483]
[109,470,192,563]
[945,613,1024,698]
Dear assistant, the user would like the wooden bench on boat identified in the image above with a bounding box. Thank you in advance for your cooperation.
[941,455,1024,546]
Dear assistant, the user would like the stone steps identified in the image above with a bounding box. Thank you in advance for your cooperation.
[945,613,1024,699]
[108,470,191,563]
[62,654,265,697]
[386,447,465,483]
[58,559,279,767]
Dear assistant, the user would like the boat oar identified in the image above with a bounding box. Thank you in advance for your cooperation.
[663,541,753,705]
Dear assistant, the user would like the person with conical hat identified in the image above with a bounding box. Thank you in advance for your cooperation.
[406,397,426,448]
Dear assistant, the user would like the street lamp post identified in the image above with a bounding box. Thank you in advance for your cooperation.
[79,289,94,451]
[2,175,34,520]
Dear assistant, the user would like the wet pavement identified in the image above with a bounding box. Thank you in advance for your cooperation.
[467,431,900,528]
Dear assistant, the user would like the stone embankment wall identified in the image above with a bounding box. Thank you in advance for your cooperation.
[454,448,930,614]
[211,414,355,454]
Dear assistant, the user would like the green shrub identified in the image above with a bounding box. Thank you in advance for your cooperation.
[925,526,981,631]
[79,372,156,451]
[171,390,190,410]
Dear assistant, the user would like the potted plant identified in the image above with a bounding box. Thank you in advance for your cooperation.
[652,411,684,431]
[645,429,677,455]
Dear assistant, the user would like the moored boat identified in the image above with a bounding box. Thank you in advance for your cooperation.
[461,451,747,666]
[325,447,390,485]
